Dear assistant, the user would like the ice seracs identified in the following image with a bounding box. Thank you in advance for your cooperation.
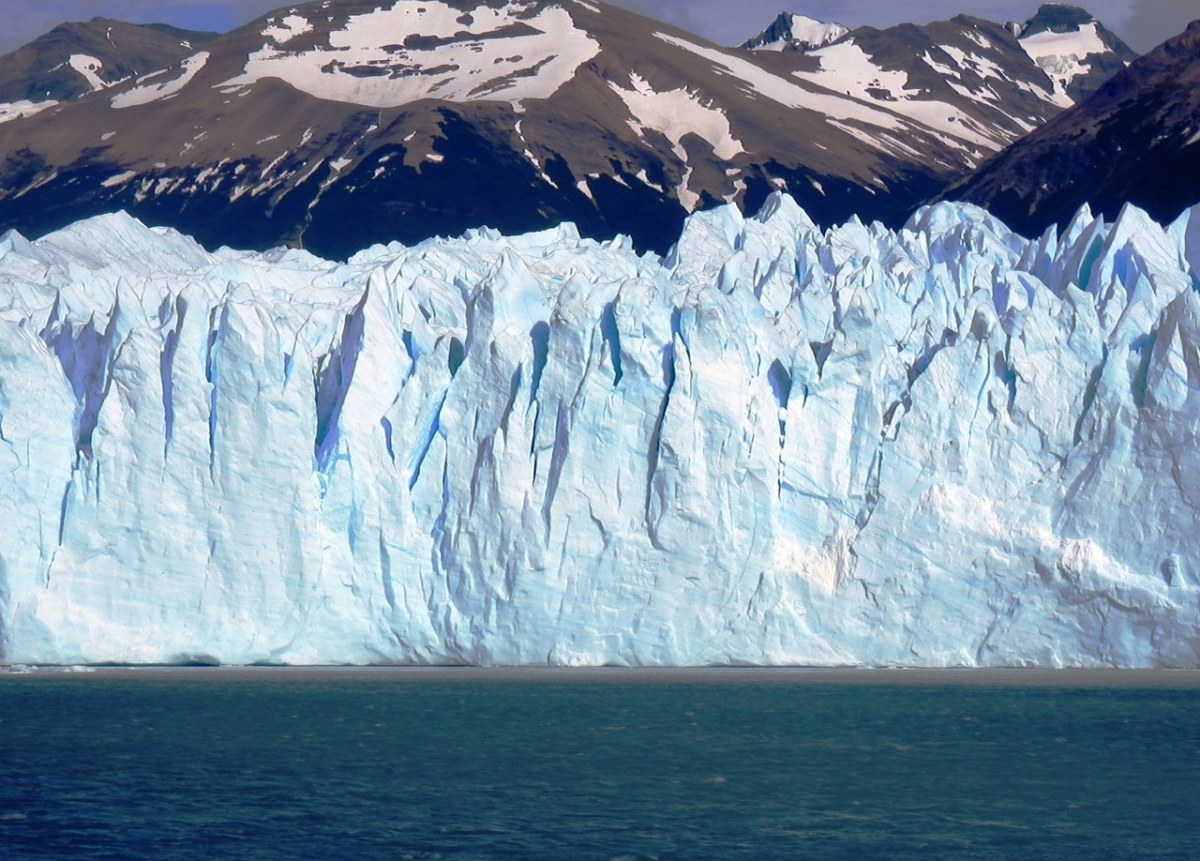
[0,198,1198,667]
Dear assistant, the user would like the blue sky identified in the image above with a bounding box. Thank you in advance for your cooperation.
[3,0,1197,55]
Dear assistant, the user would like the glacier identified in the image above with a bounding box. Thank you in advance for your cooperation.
[0,194,1198,667]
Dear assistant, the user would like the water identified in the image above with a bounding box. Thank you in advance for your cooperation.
[1,669,1198,860]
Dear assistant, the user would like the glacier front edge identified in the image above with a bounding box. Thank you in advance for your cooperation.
[0,195,1197,667]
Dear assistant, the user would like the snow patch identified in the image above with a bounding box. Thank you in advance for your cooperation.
[636,169,665,194]
[793,41,1003,151]
[221,1,600,108]
[612,73,744,162]
[0,100,58,124]
[794,40,911,100]
[1019,23,1107,103]
[68,55,108,93]
[263,13,313,44]
[609,72,743,209]
[938,44,1006,83]
[962,29,994,51]
[100,171,137,188]
[111,53,210,109]
[654,32,905,135]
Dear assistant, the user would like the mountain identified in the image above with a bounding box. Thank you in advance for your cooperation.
[735,6,1135,178]
[740,13,849,52]
[740,4,1135,104]
[943,20,1200,237]
[1008,3,1137,103]
[0,0,1128,260]
[1,196,1198,666]
[0,18,219,124]
[772,16,1068,150]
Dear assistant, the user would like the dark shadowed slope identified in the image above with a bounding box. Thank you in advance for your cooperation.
[942,20,1200,236]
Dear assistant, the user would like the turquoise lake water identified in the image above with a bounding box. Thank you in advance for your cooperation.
[1,669,1197,859]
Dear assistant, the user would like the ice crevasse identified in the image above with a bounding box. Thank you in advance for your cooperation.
[1,194,1198,667]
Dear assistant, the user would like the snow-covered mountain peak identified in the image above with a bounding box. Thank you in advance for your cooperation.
[738,5,1136,172]
[741,12,849,52]
[1014,3,1099,36]
[1011,3,1136,103]
[221,0,601,107]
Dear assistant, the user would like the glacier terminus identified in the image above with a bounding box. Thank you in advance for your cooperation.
[0,195,1198,667]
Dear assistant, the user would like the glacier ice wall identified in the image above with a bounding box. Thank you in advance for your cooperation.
[0,195,1198,667]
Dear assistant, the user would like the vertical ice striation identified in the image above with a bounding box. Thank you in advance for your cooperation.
[0,199,1197,667]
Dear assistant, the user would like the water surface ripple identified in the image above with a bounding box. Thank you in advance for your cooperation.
[1,669,1197,859]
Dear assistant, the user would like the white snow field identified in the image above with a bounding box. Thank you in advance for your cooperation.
[1019,22,1110,103]
[0,195,1198,667]
[111,52,211,110]
[221,1,600,107]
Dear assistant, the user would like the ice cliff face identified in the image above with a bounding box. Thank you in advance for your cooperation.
[1,196,1198,667]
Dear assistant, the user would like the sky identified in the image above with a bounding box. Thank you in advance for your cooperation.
[2,0,1198,56]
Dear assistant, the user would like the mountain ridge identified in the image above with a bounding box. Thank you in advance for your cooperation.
[0,0,1140,258]
[943,18,1200,237]
[0,17,219,122]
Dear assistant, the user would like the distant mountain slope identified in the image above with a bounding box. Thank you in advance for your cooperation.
[781,16,1068,152]
[0,1,1140,259]
[942,20,1200,236]
[0,0,1002,258]
[737,5,1135,170]
[0,18,219,124]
